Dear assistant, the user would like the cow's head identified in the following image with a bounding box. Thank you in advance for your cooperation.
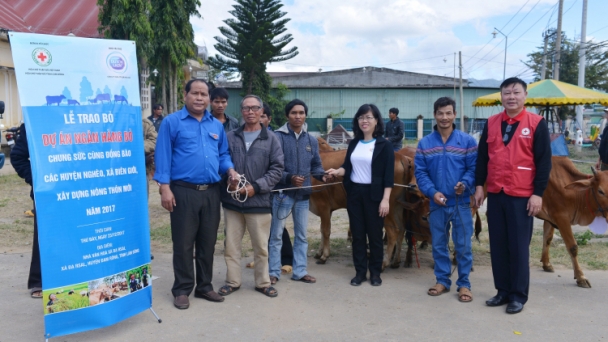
[317,137,335,152]
[565,167,608,219]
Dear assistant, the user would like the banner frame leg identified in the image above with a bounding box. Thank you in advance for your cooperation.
[149,307,162,323]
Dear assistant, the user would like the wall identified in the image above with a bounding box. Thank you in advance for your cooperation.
[223,87,499,131]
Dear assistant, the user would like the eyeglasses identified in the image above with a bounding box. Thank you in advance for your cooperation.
[357,116,375,122]
[503,124,512,142]
[241,106,262,113]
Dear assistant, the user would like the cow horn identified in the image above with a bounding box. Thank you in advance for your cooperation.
[591,166,598,177]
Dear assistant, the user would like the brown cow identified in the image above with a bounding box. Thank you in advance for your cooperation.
[396,146,482,268]
[309,148,414,269]
[535,156,608,288]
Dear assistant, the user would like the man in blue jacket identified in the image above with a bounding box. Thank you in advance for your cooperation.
[269,99,329,285]
[414,97,477,302]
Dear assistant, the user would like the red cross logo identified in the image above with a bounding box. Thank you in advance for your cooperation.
[37,52,47,62]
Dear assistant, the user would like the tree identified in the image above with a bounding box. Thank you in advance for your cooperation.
[61,87,72,100]
[97,0,154,72]
[148,0,201,113]
[103,85,113,98]
[79,77,94,103]
[207,0,298,99]
[120,85,128,100]
[265,83,290,129]
[523,29,608,92]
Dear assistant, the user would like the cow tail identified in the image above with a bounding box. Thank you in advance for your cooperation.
[474,211,482,242]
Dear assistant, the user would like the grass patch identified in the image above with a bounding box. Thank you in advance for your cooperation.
[0,199,9,207]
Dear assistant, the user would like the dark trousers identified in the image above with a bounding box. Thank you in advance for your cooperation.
[28,207,42,289]
[281,228,293,266]
[170,184,220,297]
[487,191,534,304]
[346,184,384,278]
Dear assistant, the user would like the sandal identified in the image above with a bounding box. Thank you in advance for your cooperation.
[458,287,473,303]
[427,284,450,296]
[30,287,43,298]
[293,274,316,283]
[270,276,279,285]
[218,285,240,296]
[255,286,278,298]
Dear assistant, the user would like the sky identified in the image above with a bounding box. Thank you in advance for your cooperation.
[193,0,608,82]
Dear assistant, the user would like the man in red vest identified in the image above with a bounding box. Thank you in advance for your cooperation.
[474,77,551,314]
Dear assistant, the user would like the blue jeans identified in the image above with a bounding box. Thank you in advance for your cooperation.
[428,203,473,290]
[269,193,310,280]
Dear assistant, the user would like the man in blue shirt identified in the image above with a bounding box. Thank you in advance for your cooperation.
[154,79,240,310]
[415,97,477,303]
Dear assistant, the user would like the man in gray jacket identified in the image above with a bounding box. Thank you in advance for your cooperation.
[218,95,284,298]
[269,99,329,285]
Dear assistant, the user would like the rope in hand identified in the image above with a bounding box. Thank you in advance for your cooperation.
[226,174,249,203]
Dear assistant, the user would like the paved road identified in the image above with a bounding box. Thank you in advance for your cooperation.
[1,252,607,341]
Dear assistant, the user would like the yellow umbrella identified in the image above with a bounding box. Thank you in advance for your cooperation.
[472,79,608,107]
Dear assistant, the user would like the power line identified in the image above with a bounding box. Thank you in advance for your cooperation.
[461,54,523,67]
[589,24,608,36]
[464,0,532,63]
[467,2,559,76]
[505,0,542,36]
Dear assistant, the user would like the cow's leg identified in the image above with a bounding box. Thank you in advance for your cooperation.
[314,211,331,264]
[556,222,591,288]
[383,219,399,270]
[540,221,555,272]
[404,228,413,268]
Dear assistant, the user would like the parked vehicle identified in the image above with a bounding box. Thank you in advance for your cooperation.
[5,126,20,150]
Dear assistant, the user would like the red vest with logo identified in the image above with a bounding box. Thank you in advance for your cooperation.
[486,109,543,197]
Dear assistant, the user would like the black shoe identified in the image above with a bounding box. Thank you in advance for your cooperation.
[150,254,154,260]
[486,295,509,307]
[194,290,225,302]
[350,276,367,286]
[506,301,524,314]
[370,276,382,286]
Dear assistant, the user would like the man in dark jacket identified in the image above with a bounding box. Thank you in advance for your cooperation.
[147,104,164,132]
[210,87,240,132]
[10,123,42,298]
[218,95,284,298]
[269,99,330,285]
[385,107,404,151]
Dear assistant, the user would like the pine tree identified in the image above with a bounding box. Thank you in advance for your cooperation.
[207,0,298,98]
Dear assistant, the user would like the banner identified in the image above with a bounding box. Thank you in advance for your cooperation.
[10,32,152,338]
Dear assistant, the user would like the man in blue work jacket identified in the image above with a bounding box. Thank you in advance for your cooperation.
[415,97,477,303]
[154,79,240,310]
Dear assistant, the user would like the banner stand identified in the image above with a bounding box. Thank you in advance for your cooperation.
[149,307,162,323]
[44,307,161,341]
[10,32,155,339]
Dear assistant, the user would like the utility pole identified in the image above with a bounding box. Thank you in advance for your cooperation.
[459,51,464,132]
[540,31,549,80]
[554,0,564,80]
[453,52,456,100]
[576,0,588,131]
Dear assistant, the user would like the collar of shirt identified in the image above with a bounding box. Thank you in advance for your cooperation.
[179,106,212,122]
[501,108,527,124]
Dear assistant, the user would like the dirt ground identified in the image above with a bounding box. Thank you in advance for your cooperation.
[2,156,608,341]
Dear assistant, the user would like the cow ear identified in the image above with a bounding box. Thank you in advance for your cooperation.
[565,179,592,191]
